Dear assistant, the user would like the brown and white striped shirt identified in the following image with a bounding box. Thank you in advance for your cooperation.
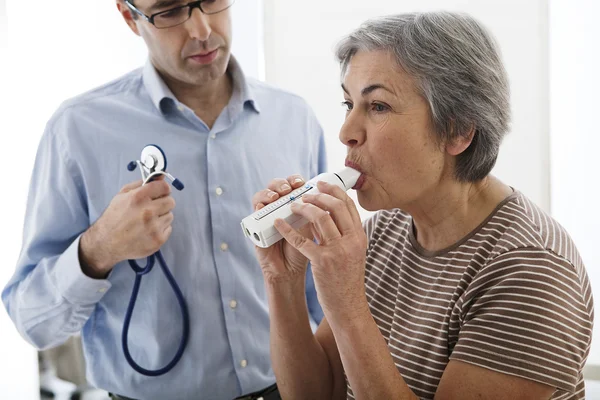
[353,191,593,399]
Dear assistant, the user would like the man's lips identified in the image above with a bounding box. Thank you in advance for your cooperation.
[189,49,218,57]
[187,49,219,64]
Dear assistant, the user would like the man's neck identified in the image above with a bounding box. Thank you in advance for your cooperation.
[408,175,514,252]
[162,70,234,129]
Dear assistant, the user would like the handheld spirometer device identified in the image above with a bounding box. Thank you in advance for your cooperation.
[241,167,361,248]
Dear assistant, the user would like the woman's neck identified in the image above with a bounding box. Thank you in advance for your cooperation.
[408,176,513,252]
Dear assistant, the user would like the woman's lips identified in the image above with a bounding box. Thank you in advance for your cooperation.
[345,160,365,190]
[353,174,366,190]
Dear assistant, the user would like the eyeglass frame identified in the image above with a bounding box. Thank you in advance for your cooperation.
[124,0,235,29]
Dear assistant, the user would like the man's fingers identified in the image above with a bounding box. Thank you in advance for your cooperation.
[139,179,171,200]
[120,180,143,194]
[155,196,176,216]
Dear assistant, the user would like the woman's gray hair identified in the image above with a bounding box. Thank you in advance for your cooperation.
[335,12,510,182]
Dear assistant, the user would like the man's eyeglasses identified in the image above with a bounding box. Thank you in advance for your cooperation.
[125,0,235,29]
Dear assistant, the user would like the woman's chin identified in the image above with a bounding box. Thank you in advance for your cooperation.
[356,192,383,212]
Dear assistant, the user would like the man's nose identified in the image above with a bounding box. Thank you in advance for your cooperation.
[186,7,212,41]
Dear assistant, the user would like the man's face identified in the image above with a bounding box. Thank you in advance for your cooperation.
[119,0,233,86]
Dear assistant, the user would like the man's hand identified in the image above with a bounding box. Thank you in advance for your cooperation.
[79,178,176,279]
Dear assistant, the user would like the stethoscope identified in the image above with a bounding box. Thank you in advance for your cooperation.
[123,144,189,376]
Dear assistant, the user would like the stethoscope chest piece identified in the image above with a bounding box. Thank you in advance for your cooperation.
[141,145,167,173]
[128,144,184,190]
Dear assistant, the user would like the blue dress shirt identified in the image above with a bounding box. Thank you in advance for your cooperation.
[2,57,326,399]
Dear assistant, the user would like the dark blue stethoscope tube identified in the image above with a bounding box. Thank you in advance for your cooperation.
[122,145,189,376]
[122,251,190,376]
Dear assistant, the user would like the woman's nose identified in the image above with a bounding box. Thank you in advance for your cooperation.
[339,113,365,148]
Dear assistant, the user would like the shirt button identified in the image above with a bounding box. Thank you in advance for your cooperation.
[210,133,216,139]
[215,187,223,196]
[229,300,237,309]
[240,359,247,368]
[177,105,184,111]
[220,242,229,251]
[98,287,107,293]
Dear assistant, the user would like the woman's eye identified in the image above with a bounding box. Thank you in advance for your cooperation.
[372,103,388,112]
[341,101,353,111]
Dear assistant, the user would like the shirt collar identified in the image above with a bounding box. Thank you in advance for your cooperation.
[142,55,261,115]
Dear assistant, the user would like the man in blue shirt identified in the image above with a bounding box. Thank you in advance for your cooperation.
[2,0,326,399]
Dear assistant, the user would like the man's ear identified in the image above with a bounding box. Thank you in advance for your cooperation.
[116,0,141,36]
[446,123,476,156]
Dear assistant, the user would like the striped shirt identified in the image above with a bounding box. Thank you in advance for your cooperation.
[352,191,593,399]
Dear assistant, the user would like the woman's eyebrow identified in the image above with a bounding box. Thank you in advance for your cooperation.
[341,83,395,96]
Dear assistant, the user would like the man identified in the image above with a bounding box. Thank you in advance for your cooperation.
[2,0,326,399]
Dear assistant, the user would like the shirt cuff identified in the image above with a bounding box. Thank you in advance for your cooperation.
[51,234,112,305]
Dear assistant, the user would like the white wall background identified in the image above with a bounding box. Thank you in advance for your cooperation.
[0,0,40,398]
[263,0,549,221]
[0,1,263,398]
[549,0,600,366]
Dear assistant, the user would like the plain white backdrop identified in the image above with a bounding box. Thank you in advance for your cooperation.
[549,0,600,366]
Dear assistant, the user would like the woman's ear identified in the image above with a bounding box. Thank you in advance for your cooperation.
[446,124,476,156]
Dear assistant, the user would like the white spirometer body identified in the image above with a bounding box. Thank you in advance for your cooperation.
[241,167,361,248]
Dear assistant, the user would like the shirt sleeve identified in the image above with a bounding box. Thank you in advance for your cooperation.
[450,248,593,393]
[2,121,112,350]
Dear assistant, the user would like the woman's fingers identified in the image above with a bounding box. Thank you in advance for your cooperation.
[301,192,355,236]
[252,189,280,210]
[286,174,306,189]
[268,178,295,195]
[274,218,319,259]
[318,181,363,230]
[290,201,341,243]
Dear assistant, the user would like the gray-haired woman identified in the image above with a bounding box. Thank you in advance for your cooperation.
[251,12,593,400]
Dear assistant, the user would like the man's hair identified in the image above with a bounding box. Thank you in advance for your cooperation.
[335,12,511,182]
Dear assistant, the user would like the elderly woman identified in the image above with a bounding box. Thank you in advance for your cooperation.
[251,12,593,400]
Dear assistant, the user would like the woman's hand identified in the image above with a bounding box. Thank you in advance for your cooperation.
[274,180,369,322]
[252,175,313,285]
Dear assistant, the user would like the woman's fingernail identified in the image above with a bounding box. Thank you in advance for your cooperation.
[293,178,304,184]
[281,184,291,191]
[268,191,278,198]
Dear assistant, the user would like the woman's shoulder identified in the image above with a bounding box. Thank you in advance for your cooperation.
[487,191,583,267]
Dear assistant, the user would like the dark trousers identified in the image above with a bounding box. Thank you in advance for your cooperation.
[110,383,280,400]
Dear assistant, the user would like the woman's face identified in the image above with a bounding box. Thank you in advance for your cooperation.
[340,50,452,211]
